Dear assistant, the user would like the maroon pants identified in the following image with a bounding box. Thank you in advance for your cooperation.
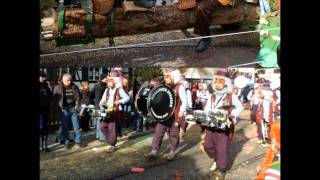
[251,104,259,123]
[99,121,117,146]
[194,0,221,36]
[152,121,180,152]
[204,129,229,169]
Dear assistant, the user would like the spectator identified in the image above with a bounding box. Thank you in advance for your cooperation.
[40,71,52,152]
[53,74,83,150]
[79,81,91,132]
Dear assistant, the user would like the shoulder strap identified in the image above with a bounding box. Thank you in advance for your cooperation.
[106,88,110,101]
[227,93,233,114]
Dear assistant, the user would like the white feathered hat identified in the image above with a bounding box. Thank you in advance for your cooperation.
[163,68,182,85]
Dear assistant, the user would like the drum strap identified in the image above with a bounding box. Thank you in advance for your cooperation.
[211,93,226,110]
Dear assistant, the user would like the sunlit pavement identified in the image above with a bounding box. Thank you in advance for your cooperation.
[40,110,267,180]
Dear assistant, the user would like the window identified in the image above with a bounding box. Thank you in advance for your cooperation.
[88,67,102,81]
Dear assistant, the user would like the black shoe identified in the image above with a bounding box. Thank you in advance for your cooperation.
[44,147,51,152]
[195,38,211,53]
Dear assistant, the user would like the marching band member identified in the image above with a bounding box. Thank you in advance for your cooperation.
[255,79,274,147]
[271,81,280,120]
[247,79,264,125]
[181,80,193,135]
[202,68,243,179]
[196,80,210,110]
[144,68,187,160]
[99,78,130,153]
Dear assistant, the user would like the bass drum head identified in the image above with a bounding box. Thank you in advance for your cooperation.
[135,86,153,116]
[147,84,176,122]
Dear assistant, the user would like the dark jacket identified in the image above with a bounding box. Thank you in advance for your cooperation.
[53,82,80,110]
[90,81,107,107]
[40,81,52,110]
[79,89,91,105]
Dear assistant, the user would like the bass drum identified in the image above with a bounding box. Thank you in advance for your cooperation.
[147,84,176,122]
[135,85,153,116]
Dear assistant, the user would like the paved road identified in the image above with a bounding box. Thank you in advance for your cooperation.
[40,110,268,180]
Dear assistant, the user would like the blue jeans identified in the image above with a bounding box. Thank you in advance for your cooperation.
[60,108,82,145]
[259,0,270,14]
[132,110,142,130]
[135,114,143,130]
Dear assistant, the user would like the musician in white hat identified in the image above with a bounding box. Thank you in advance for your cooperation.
[98,77,130,152]
[271,78,280,120]
[195,79,210,110]
[247,78,264,126]
[202,68,243,179]
[253,79,274,147]
[144,68,187,161]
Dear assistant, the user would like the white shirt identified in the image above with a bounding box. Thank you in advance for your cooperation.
[99,87,130,111]
[247,89,262,105]
[196,89,210,103]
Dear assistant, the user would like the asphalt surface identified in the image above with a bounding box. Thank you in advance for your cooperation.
[40,110,268,180]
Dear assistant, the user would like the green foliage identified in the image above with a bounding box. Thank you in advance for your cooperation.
[268,0,278,12]
[133,68,163,83]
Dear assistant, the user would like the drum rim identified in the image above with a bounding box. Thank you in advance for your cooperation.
[147,84,176,121]
[134,85,151,116]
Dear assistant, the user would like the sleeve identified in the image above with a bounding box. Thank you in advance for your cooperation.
[99,89,107,107]
[178,85,187,114]
[89,84,96,101]
[247,90,253,101]
[52,86,61,109]
[276,90,280,104]
[74,86,81,107]
[204,94,212,112]
[231,94,244,124]
[118,88,130,104]
[187,91,193,109]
